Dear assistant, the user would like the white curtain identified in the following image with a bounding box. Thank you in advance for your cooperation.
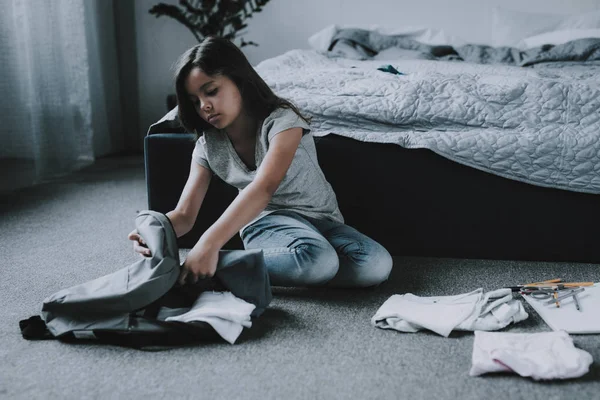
[0,0,119,192]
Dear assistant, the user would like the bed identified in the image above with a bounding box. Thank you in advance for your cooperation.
[145,21,600,263]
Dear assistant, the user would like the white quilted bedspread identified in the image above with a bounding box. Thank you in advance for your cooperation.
[256,50,600,194]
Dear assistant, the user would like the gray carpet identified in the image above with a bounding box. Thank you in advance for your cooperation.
[1,156,599,400]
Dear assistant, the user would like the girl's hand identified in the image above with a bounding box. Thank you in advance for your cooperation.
[128,229,151,257]
[179,241,219,285]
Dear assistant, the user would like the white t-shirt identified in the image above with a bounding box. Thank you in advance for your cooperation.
[192,107,344,233]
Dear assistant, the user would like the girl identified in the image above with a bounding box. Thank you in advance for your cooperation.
[129,36,393,288]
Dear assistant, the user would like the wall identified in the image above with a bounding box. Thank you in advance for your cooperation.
[132,0,600,143]
[134,0,197,141]
[243,0,600,63]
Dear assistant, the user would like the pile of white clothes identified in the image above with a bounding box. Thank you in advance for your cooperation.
[371,288,528,337]
[165,291,255,344]
[371,288,594,380]
[471,331,593,380]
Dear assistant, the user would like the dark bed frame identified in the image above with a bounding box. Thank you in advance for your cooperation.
[145,132,600,264]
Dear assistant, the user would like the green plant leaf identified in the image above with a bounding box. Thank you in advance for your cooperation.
[240,38,258,47]
[201,0,217,10]
[179,0,203,15]
[148,3,184,18]
[149,3,203,41]
[149,0,266,45]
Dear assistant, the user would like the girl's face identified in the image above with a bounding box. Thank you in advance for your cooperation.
[185,67,243,130]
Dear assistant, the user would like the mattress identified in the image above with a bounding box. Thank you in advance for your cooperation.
[255,49,600,194]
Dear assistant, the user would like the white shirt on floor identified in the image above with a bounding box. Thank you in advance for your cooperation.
[371,288,528,337]
[165,291,255,344]
[470,330,593,380]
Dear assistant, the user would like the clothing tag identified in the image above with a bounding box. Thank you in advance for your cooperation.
[72,330,97,340]
[200,135,206,145]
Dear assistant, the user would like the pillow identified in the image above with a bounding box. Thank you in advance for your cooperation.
[308,24,465,53]
[518,28,600,49]
[147,106,183,135]
[557,9,600,30]
[328,39,375,60]
[373,47,435,61]
[491,7,600,48]
[491,7,564,47]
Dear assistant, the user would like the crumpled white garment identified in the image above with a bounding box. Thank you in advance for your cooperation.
[371,288,528,337]
[165,291,255,344]
[470,330,593,380]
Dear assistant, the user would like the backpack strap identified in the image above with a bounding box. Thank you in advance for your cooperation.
[19,316,54,340]
[91,318,222,351]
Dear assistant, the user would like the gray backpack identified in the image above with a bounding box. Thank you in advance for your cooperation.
[20,210,272,349]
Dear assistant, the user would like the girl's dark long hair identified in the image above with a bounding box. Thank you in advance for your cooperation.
[173,36,309,135]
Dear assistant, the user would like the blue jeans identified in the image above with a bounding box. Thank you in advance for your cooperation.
[241,210,393,288]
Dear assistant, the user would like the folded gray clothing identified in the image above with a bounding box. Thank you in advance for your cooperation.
[42,210,272,337]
